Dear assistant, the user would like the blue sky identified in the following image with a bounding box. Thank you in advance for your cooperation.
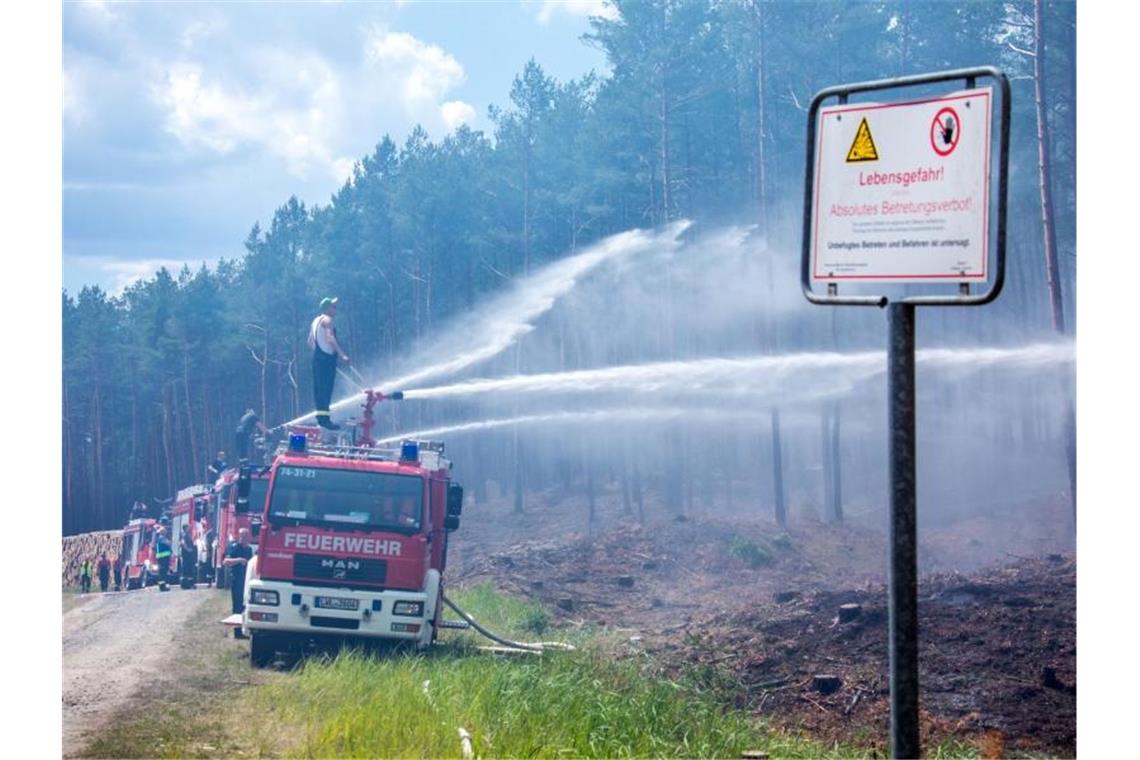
[63,0,613,295]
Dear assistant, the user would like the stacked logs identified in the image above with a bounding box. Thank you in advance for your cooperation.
[62,530,123,588]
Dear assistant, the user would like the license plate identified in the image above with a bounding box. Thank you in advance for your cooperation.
[315,596,359,611]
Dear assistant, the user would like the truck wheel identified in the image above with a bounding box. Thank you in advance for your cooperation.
[250,632,276,668]
[127,577,140,591]
[142,569,152,587]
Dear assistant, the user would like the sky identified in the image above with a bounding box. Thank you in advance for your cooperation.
[63,0,614,296]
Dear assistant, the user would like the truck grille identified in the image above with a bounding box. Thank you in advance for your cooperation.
[293,553,388,586]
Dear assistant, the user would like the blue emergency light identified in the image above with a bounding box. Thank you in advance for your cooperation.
[289,433,307,453]
[400,440,419,462]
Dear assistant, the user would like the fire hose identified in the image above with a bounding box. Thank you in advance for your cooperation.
[441,593,575,653]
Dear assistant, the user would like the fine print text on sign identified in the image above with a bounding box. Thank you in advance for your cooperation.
[811,87,992,282]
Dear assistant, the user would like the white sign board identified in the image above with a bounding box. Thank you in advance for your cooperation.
[810,87,992,283]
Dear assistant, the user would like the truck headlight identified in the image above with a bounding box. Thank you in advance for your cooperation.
[392,600,423,617]
[251,590,279,606]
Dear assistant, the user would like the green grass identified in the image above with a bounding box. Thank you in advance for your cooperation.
[78,582,982,759]
[246,582,833,758]
[256,647,798,759]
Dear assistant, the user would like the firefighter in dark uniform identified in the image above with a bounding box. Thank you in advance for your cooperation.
[223,528,254,638]
[307,297,350,430]
[234,410,267,463]
[179,524,196,589]
[154,526,173,591]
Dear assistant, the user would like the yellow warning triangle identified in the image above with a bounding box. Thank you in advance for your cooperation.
[846,117,879,162]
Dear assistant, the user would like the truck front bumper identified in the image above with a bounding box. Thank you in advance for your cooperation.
[242,574,439,647]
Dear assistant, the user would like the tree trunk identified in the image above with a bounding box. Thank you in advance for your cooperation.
[92,383,104,528]
[659,63,672,223]
[162,386,175,498]
[513,428,525,514]
[182,348,200,483]
[751,0,768,230]
[1032,0,1076,517]
[63,381,72,528]
[771,408,786,529]
[1034,0,1064,333]
[830,402,843,522]
[821,407,833,518]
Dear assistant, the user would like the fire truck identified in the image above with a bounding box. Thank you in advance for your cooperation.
[167,484,211,587]
[120,516,158,589]
[209,466,270,588]
[239,391,463,667]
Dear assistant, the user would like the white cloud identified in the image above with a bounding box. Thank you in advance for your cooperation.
[98,256,198,296]
[440,100,476,131]
[155,53,353,181]
[63,67,87,125]
[366,29,466,105]
[533,0,618,25]
[79,0,118,21]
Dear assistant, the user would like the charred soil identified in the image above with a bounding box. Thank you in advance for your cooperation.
[451,492,1075,757]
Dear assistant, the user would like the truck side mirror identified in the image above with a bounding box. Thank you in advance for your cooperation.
[235,466,252,514]
[251,517,262,539]
[447,483,464,517]
[444,514,460,531]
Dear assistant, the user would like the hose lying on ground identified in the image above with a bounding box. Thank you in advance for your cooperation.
[441,593,576,653]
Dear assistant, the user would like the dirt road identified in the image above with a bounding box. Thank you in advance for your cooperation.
[62,586,219,758]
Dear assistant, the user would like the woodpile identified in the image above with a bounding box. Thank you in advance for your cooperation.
[62,530,123,587]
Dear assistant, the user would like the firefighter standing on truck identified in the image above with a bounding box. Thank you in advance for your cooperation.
[308,297,349,430]
[223,528,254,638]
[234,410,268,463]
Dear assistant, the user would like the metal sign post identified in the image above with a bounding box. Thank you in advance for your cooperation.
[800,67,1010,759]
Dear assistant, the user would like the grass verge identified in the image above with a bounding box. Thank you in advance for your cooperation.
[77,582,988,758]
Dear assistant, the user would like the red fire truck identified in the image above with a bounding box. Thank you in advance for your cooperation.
[239,393,463,666]
[166,484,211,587]
[209,466,270,588]
[120,516,158,589]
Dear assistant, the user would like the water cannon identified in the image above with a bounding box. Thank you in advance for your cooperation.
[357,388,406,448]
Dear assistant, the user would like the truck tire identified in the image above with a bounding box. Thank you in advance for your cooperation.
[127,576,140,591]
[250,632,276,668]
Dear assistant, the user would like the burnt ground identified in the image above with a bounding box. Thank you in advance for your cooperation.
[448,487,1076,757]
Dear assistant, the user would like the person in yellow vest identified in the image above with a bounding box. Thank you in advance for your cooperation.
[79,559,93,594]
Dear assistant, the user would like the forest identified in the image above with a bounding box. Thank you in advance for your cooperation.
[62,0,1076,535]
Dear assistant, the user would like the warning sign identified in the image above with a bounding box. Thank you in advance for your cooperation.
[810,87,992,282]
[846,117,879,162]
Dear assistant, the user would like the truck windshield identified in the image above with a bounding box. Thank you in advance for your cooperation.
[247,478,268,513]
[268,466,422,532]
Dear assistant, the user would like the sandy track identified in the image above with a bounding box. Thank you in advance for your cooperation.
[62,586,217,758]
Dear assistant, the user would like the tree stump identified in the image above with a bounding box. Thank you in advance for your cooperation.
[557,597,574,612]
[616,576,635,589]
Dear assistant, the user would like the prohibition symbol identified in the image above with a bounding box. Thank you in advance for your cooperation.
[930,106,960,156]
[845,117,879,162]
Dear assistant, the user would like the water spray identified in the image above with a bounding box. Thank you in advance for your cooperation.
[276,222,691,430]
